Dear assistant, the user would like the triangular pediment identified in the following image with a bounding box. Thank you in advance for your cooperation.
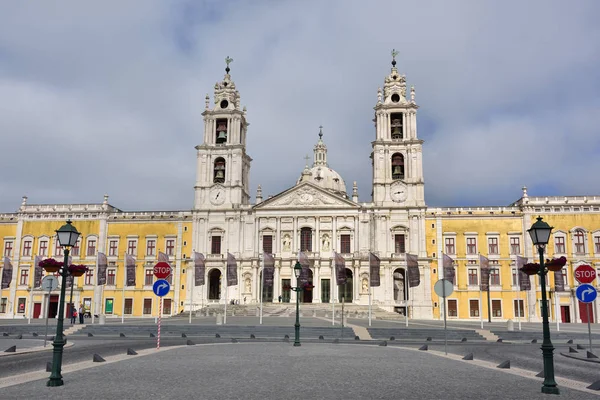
[254,182,360,210]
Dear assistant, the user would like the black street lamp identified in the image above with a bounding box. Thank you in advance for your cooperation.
[47,220,80,387]
[527,216,559,395]
[292,261,302,347]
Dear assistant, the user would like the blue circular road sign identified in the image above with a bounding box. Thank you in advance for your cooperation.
[576,284,597,304]
[153,279,171,297]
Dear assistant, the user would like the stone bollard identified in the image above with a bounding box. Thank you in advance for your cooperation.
[99,314,106,325]
[507,319,514,332]
[205,309,209,317]
[325,312,329,318]
[312,310,316,317]
[216,313,223,325]
[256,308,259,317]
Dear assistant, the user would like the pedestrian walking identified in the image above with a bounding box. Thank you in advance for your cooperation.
[70,306,77,324]
[78,304,84,324]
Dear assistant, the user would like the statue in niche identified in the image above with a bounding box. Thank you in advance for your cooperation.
[282,234,291,251]
[244,277,251,293]
[362,278,369,294]
[321,234,330,251]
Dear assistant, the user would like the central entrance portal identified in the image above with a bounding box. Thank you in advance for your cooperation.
[299,269,313,303]
[208,269,222,300]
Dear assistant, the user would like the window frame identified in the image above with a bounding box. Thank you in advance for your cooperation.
[3,240,13,257]
[445,237,455,255]
[466,237,477,255]
[488,237,498,255]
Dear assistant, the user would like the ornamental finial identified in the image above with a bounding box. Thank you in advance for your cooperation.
[225,56,233,73]
[318,125,323,140]
[391,49,399,67]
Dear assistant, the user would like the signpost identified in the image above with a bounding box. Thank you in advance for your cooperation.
[153,262,172,280]
[576,283,597,353]
[41,276,58,347]
[434,279,454,355]
[575,265,596,284]
[153,279,170,350]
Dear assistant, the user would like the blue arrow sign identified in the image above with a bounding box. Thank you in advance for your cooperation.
[576,284,597,304]
[153,279,170,297]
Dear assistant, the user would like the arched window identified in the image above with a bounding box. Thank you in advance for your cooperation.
[391,153,404,180]
[213,157,226,183]
[300,228,312,252]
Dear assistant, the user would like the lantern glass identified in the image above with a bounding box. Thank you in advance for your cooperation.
[294,261,302,278]
[528,216,553,246]
[56,220,81,248]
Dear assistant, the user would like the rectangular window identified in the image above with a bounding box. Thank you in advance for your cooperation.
[71,239,80,257]
[17,298,26,314]
[512,268,518,286]
[262,235,273,254]
[127,240,137,255]
[555,236,565,254]
[510,237,520,255]
[468,268,478,285]
[55,239,63,257]
[574,231,585,254]
[163,299,172,314]
[38,240,48,257]
[145,269,154,285]
[84,269,93,285]
[492,300,502,317]
[300,228,312,252]
[143,298,152,315]
[561,268,568,287]
[514,300,524,318]
[444,238,455,254]
[19,268,29,285]
[23,240,32,257]
[3,241,13,257]
[466,238,477,255]
[340,234,351,254]
[394,234,405,254]
[469,299,479,317]
[146,239,156,256]
[595,237,600,254]
[107,269,116,285]
[211,236,221,254]
[124,298,133,315]
[490,268,500,285]
[166,239,175,256]
[447,299,457,317]
[87,239,96,257]
[0,298,6,313]
[109,240,118,256]
[488,238,498,254]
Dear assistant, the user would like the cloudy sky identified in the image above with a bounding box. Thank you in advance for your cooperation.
[1,0,599,212]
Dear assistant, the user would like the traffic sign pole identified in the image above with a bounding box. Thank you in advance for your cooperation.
[588,303,593,353]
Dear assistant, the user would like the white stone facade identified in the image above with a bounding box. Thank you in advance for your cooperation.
[191,56,432,319]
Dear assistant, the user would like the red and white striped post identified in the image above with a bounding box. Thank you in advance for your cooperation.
[157,297,162,350]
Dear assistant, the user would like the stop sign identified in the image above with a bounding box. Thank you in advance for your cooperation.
[153,262,171,279]
[575,264,596,284]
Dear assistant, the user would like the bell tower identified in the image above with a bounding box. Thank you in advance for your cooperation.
[371,50,425,207]
[194,57,252,209]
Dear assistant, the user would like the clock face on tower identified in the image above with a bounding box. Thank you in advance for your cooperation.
[390,181,408,203]
[209,187,225,205]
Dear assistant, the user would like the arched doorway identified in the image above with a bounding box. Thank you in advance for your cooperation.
[259,271,273,303]
[339,268,353,303]
[208,269,222,300]
[393,268,408,302]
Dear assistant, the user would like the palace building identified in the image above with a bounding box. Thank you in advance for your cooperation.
[1,56,599,323]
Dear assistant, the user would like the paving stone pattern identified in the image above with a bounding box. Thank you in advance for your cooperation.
[0,343,586,399]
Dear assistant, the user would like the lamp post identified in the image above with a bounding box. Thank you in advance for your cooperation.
[527,216,559,395]
[47,220,80,387]
[292,261,302,347]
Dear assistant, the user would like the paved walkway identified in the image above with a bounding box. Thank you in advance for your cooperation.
[0,342,595,399]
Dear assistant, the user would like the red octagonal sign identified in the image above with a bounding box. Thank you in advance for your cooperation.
[153,262,172,279]
[575,264,596,284]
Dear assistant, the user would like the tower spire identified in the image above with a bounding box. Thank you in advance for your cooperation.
[313,126,328,167]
